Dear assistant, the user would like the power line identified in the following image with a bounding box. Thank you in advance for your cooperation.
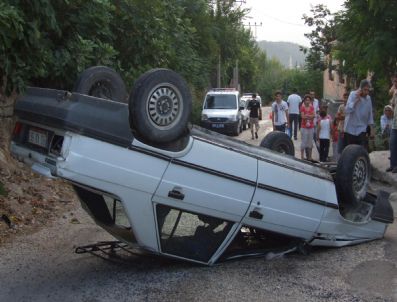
[247,13,306,27]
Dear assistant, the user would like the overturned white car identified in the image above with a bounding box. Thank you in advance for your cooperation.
[11,67,393,265]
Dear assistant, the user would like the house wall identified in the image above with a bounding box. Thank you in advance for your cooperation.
[323,68,347,101]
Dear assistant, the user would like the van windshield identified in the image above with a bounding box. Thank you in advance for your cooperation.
[204,94,237,109]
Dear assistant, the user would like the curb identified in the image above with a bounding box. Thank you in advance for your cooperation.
[371,164,397,188]
[369,151,397,188]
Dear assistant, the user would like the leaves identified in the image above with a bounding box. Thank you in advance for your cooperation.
[0,181,7,197]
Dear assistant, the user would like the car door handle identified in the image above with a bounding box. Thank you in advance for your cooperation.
[168,189,185,200]
[249,210,263,220]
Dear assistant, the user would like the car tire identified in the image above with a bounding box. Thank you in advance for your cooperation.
[260,131,295,156]
[129,69,192,144]
[73,66,128,103]
[335,145,370,207]
[233,121,240,136]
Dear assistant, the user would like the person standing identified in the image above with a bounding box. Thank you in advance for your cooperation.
[272,91,289,132]
[387,75,397,173]
[300,95,315,160]
[380,105,393,137]
[344,79,374,148]
[247,93,261,139]
[335,92,348,158]
[380,105,393,149]
[317,110,332,162]
[287,88,301,140]
[310,90,320,143]
[331,118,339,161]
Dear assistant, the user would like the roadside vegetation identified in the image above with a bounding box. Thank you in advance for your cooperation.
[0,0,395,120]
[0,0,320,123]
[302,0,397,116]
[0,181,7,197]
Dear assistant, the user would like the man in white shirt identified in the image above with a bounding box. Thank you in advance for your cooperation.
[272,91,289,132]
[287,88,301,140]
[344,79,374,148]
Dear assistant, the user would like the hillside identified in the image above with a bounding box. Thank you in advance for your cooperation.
[257,41,307,68]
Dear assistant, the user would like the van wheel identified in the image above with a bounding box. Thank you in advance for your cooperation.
[260,131,295,156]
[73,66,127,103]
[129,69,192,144]
[233,121,240,136]
[335,145,370,207]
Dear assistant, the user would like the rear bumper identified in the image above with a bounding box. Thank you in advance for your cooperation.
[10,142,60,178]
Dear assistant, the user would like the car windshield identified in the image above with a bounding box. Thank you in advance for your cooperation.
[204,94,237,109]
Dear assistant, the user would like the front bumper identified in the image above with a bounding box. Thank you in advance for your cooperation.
[200,120,239,134]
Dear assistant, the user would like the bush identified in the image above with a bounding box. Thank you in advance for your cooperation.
[0,181,7,197]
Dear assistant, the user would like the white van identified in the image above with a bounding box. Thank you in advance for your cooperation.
[200,88,243,135]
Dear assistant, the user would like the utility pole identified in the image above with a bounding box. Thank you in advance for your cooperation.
[244,22,263,39]
[233,59,239,90]
[217,54,221,88]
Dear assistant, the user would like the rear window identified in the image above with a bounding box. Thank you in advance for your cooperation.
[204,94,237,109]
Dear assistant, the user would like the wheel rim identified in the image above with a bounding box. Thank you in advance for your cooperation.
[275,143,289,154]
[352,156,368,200]
[89,81,113,99]
[146,83,183,130]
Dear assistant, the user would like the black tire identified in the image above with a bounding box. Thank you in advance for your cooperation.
[73,66,127,103]
[260,131,295,156]
[233,121,240,136]
[129,69,192,144]
[335,145,370,207]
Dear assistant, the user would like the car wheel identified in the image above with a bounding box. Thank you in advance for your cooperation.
[260,131,295,156]
[129,69,192,144]
[233,121,240,136]
[335,145,370,207]
[73,66,128,103]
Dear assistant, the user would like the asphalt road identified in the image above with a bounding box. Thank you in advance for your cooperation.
[0,107,396,302]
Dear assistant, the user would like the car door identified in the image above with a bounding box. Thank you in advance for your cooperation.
[152,138,257,264]
[241,160,333,240]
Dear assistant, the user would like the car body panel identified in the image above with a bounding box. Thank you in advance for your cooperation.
[153,138,257,221]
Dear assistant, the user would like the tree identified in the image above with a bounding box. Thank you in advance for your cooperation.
[301,4,336,73]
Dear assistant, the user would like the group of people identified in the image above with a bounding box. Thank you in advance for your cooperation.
[246,76,397,171]
[265,77,397,168]
[270,87,335,161]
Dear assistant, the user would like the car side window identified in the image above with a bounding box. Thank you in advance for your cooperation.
[156,204,233,262]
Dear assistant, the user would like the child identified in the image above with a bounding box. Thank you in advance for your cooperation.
[300,95,315,160]
[317,110,332,162]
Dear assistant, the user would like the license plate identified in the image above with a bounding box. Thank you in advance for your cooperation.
[211,123,224,129]
[28,128,48,148]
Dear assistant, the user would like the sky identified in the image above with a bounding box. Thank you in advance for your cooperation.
[242,0,345,46]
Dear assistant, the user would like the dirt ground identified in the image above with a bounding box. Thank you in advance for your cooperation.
[0,109,396,302]
[0,118,78,245]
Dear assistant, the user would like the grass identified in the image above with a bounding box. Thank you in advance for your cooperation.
[0,181,7,197]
